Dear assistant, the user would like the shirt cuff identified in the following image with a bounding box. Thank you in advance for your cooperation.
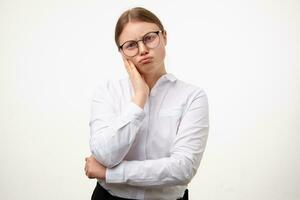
[128,101,145,122]
[106,162,125,183]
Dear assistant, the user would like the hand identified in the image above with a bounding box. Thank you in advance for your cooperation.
[122,57,149,97]
[84,155,106,180]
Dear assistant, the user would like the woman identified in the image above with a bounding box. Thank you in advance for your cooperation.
[84,7,209,200]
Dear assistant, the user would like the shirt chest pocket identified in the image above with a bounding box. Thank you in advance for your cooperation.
[149,107,183,157]
[158,107,183,136]
[159,107,183,117]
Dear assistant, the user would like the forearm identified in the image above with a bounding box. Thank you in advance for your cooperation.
[90,101,145,168]
[106,128,208,187]
[105,155,194,187]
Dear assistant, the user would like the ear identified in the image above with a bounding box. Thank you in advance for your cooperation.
[163,30,167,46]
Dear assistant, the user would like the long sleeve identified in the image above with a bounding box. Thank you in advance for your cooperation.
[105,88,209,187]
[89,83,146,168]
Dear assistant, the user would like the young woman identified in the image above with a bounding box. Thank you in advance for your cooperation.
[84,7,209,200]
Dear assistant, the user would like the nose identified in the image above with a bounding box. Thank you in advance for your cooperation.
[137,41,149,56]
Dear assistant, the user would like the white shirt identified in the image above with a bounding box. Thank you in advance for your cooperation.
[89,73,209,200]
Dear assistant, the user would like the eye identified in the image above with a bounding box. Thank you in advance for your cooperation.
[124,41,137,50]
[144,33,157,43]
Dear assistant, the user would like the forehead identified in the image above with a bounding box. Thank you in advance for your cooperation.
[119,21,160,43]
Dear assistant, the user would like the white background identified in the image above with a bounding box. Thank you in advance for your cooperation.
[1,0,299,199]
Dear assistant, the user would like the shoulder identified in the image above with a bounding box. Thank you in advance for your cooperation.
[174,78,208,100]
[173,78,209,118]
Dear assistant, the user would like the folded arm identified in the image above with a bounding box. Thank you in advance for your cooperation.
[105,89,209,187]
[89,83,146,168]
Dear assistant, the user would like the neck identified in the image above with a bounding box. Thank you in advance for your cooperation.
[142,66,167,90]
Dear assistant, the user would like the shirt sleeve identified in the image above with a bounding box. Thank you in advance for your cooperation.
[89,83,146,168]
[105,88,209,187]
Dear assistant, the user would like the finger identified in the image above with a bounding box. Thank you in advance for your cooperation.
[128,60,142,77]
[122,57,132,76]
[127,59,136,72]
[85,157,88,162]
[127,59,136,70]
[122,56,128,65]
[122,56,131,70]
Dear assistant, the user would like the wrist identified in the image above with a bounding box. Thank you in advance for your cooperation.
[132,94,147,108]
[102,168,106,180]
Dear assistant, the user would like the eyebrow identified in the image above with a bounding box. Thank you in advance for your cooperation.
[121,30,158,43]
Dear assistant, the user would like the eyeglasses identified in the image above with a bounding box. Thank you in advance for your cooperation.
[119,30,163,57]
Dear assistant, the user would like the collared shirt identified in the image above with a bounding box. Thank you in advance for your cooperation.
[89,73,209,200]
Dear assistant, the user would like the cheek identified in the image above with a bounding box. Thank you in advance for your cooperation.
[125,57,138,66]
[154,46,166,61]
[132,58,140,66]
[130,58,142,69]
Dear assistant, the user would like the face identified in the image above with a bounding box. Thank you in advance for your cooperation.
[118,21,167,75]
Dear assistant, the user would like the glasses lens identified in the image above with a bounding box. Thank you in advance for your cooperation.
[120,31,161,57]
[122,41,138,57]
[144,32,159,48]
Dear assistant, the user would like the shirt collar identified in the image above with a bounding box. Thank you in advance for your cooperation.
[127,73,177,97]
[149,73,177,96]
[163,73,177,82]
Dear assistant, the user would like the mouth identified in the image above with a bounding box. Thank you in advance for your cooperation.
[138,57,153,65]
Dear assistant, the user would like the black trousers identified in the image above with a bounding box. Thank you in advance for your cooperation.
[91,182,188,200]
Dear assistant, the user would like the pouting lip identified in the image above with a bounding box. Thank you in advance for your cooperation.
[138,57,153,64]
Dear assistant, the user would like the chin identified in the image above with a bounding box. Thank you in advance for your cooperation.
[138,62,155,69]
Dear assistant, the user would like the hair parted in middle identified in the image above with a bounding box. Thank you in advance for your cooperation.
[114,7,165,48]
